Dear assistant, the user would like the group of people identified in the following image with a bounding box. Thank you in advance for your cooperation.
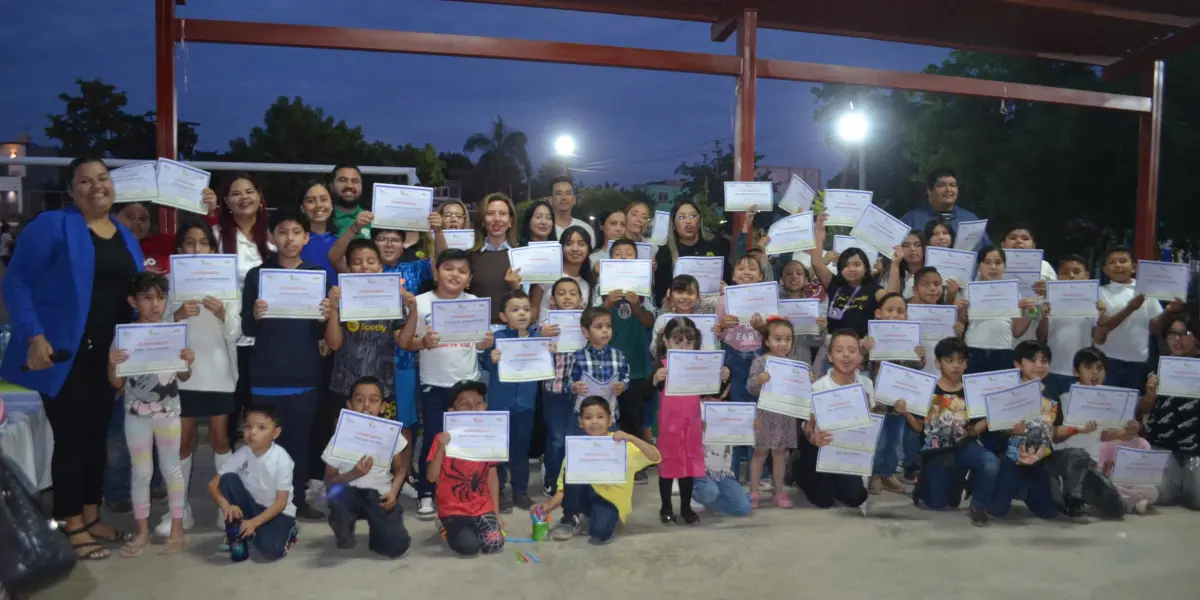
[2,159,1196,564]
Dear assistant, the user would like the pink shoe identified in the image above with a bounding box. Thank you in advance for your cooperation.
[772,492,794,508]
[748,492,760,509]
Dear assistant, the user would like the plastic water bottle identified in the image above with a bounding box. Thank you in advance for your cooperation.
[0,324,11,361]
[226,519,249,562]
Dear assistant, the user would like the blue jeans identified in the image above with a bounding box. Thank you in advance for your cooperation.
[920,444,998,510]
[542,392,573,493]
[991,457,1057,519]
[1105,358,1147,393]
[723,346,758,405]
[497,409,534,497]
[966,348,1015,374]
[417,385,451,498]
[1043,373,1077,403]
[693,476,751,516]
[872,414,905,476]
[218,473,296,560]
[902,427,922,471]
[562,483,620,542]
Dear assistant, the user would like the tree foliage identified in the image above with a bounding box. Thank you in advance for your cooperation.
[463,115,531,202]
[44,78,200,162]
[674,141,770,232]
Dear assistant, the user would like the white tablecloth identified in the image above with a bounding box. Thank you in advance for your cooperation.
[0,387,54,490]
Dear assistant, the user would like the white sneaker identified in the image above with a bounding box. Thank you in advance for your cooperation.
[690,499,705,513]
[401,482,419,499]
[416,497,436,520]
[155,504,194,537]
[758,479,774,493]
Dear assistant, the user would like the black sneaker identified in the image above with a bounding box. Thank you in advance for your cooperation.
[514,494,534,511]
[499,494,514,514]
[969,508,990,527]
[634,470,648,485]
[295,501,326,522]
[1082,468,1125,519]
[543,484,555,497]
[1062,495,1087,518]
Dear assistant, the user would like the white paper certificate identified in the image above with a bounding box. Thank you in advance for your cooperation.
[659,314,718,350]
[867,320,922,361]
[816,446,874,476]
[759,357,813,419]
[1135,260,1191,301]
[496,338,554,382]
[723,181,773,212]
[508,244,564,285]
[650,211,671,245]
[1157,356,1200,399]
[724,282,780,322]
[330,409,403,465]
[606,240,654,261]
[983,379,1042,430]
[874,362,939,408]
[597,259,652,296]
[674,256,724,294]
[850,204,910,257]
[431,298,491,343]
[110,161,159,203]
[1046,280,1099,318]
[907,304,958,341]
[666,350,724,396]
[114,323,189,376]
[779,299,821,335]
[1005,249,1043,274]
[967,280,1021,319]
[702,402,757,445]
[443,411,509,462]
[1110,447,1171,486]
[372,183,433,231]
[442,229,475,251]
[832,235,879,266]
[155,159,211,214]
[924,247,976,287]
[578,374,616,408]
[170,254,239,302]
[765,212,815,255]
[811,384,872,432]
[545,310,586,353]
[828,414,884,453]
[952,219,988,252]
[1063,385,1137,427]
[963,369,1022,419]
[338,273,403,322]
[565,436,627,484]
[259,269,327,319]
[822,189,873,227]
[779,174,815,214]
[1012,271,1040,301]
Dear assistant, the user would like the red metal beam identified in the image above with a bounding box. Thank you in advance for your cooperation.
[733,9,757,254]
[156,0,177,233]
[757,58,1152,113]
[1104,22,1200,81]
[993,0,1198,27]
[1134,60,1164,261]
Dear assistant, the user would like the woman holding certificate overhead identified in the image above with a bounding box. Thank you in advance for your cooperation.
[1140,313,1200,509]
[652,200,730,306]
[0,156,145,560]
[809,213,887,339]
[468,193,522,324]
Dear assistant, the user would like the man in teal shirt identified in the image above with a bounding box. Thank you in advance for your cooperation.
[331,164,369,239]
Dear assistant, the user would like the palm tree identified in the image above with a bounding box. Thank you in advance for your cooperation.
[463,115,532,200]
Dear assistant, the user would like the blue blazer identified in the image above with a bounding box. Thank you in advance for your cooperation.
[0,206,144,397]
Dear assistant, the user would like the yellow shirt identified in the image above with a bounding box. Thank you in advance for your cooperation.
[557,434,660,522]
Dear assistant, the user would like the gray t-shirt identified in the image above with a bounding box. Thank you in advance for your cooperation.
[330,319,404,397]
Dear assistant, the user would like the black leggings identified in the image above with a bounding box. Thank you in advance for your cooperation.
[41,346,113,519]
[229,344,253,442]
[658,476,695,515]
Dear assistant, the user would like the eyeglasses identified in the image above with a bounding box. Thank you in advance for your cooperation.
[676,214,699,222]
[376,238,403,246]
[1165,330,1194,339]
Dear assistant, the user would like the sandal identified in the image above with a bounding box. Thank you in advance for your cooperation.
[160,537,186,555]
[120,535,149,558]
[63,526,111,560]
[85,517,134,543]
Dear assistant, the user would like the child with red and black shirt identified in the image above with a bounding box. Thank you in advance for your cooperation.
[427,380,505,556]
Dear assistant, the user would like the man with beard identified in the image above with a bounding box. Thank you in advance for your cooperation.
[331,164,370,239]
[900,168,989,250]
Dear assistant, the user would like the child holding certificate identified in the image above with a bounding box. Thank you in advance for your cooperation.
[650,274,705,360]
[715,255,771,405]
[541,277,587,496]
[1036,255,1106,400]
[1093,247,1184,392]
[109,272,195,556]
[811,214,888,340]
[881,230,926,299]
[957,246,1036,374]
[1139,313,1200,509]
[567,307,630,423]
[601,239,657,454]
[862,293,926,494]
[780,260,828,376]
[529,226,594,322]
[534,397,661,543]
[745,318,801,508]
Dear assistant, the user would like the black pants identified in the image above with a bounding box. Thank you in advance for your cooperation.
[617,378,654,439]
[791,434,868,509]
[308,356,339,481]
[254,389,321,503]
[41,345,113,519]
[441,513,504,556]
[529,386,546,461]
[228,344,253,442]
[327,486,411,557]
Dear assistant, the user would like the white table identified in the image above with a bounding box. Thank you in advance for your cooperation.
[0,383,54,490]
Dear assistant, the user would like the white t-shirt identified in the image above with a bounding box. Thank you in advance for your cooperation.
[1012,260,1058,346]
[537,275,591,318]
[962,285,1015,350]
[415,290,482,388]
[1097,280,1163,362]
[218,444,297,518]
[320,433,409,495]
[171,295,241,392]
[1047,316,1097,376]
[214,226,275,347]
[812,372,876,400]
[554,218,595,248]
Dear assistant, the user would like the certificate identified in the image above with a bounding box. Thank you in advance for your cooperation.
[371,183,433,231]
[1012,271,1040,300]
[874,362,938,408]
[723,181,773,212]
[1005,249,1043,274]
[924,247,976,287]
[832,235,879,266]
[508,244,564,285]
[155,158,211,214]
[329,409,403,465]
[565,436,627,484]
[1157,356,1200,399]
[169,254,239,301]
[811,384,871,431]
[545,310,586,353]
[1135,260,1191,301]
[849,204,910,257]
[608,240,653,261]
[578,373,616,407]
[758,357,813,419]
[597,259,652,296]
[816,446,874,476]
[114,323,189,376]
[822,189,873,227]
[443,411,510,462]
[110,161,159,203]
[259,269,326,319]
[702,402,757,445]
[828,414,884,453]
[967,280,1020,319]
[724,282,780,322]
[666,350,724,396]
[779,299,821,335]
[1063,385,1137,427]
[963,369,1022,419]
[1046,280,1099,318]
[338,273,402,322]
[496,338,554,382]
[430,298,491,343]
[1110,447,1171,486]
[952,219,988,252]
[908,304,958,341]
[982,379,1043,431]
[674,256,723,294]
[659,314,718,350]
[650,211,670,245]
[867,320,921,361]
[765,212,815,255]
[778,173,815,214]
[442,229,475,251]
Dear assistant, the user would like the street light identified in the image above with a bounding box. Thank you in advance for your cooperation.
[554,135,577,157]
[834,105,869,190]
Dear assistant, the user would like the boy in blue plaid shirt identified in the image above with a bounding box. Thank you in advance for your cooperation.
[566,307,630,434]
[540,277,587,495]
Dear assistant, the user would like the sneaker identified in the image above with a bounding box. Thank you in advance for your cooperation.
[758,479,774,493]
[543,484,555,497]
[416,497,436,520]
[868,476,883,495]
[400,476,419,499]
[634,470,648,485]
[899,466,919,485]
[1134,499,1149,515]
[969,507,990,527]
[1082,468,1125,519]
[551,516,580,541]
[690,499,706,513]
[1063,495,1087,518]
[295,501,325,522]
[285,525,299,554]
[514,494,534,511]
[880,476,906,493]
[154,504,194,537]
[660,510,676,525]
[498,494,514,514]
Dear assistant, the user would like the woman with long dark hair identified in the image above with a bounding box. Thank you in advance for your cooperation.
[652,199,730,305]
[298,179,340,279]
[519,199,556,246]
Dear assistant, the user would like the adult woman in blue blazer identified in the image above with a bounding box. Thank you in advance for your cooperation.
[0,156,145,560]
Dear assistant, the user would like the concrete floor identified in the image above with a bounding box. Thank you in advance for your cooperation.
[30,448,1200,600]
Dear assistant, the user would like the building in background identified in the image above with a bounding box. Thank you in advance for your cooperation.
[635,180,685,213]
[2,134,63,218]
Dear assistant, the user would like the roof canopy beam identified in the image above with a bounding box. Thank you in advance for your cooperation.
[1104,22,1200,81]
[992,0,1199,27]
